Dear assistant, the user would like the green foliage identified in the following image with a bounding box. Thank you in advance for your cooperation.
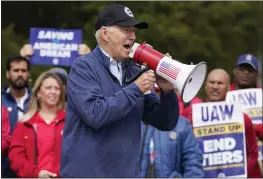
[1,1,262,99]
[1,24,26,87]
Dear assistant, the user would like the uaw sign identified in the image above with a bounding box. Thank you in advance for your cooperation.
[192,102,247,177]
[30,27,82,66]
[226,88,263,160]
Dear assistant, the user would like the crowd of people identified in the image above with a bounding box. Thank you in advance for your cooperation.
[1,4,262,178]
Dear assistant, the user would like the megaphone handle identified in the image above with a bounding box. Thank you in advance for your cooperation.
[125,66,150,84]
[140,65,151,95]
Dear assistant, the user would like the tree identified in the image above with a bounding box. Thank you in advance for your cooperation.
[1,1,262,98]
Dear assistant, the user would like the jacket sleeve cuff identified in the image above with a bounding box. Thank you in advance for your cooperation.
[123,82,144,98]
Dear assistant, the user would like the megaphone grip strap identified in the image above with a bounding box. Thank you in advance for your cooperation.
[125,66,150,84]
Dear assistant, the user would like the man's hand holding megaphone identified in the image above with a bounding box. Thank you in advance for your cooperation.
[134,53,174,93]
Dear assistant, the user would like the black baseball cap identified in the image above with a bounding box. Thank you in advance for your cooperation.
[95,4,148,31]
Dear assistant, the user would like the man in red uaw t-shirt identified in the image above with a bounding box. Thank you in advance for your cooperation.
[182,68,261,178]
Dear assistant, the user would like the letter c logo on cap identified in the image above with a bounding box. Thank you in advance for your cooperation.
[124,7,134,17]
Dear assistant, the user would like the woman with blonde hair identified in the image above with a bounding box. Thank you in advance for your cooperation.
[9,71,66,178]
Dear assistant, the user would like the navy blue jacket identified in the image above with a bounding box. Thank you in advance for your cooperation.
[140,116,204,178]
[1,88,31,133]
[60,46,180,177]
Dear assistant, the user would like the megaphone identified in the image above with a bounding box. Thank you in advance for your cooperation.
[128,42,207,103]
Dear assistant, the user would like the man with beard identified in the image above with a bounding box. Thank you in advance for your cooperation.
[1,56,31,177]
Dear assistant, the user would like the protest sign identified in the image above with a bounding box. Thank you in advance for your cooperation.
[226,88,262,124]
[226,88,262,160]
[192,102,247,177]
[30,27,82,66]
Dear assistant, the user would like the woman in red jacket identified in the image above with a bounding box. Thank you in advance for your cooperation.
[2,105,11,155]
[9,71,66,178]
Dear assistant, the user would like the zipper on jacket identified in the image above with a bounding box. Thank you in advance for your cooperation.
[91,50,123,87]
[52,119,62,168]
[32,124,38,166]
[52,121,57,169]
[105,66,123,87]
[122,60,133,87]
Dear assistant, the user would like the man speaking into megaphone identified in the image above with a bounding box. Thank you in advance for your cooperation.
[60,4,180,178]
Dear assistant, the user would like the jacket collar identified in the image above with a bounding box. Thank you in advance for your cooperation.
[91,45,134,71]
[2,87,32,104]
[24,109,66,125]
[2,87,32,96]
[92,45,111,70]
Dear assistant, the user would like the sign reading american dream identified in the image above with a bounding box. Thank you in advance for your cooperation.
[30,28,82,66]
[192,102,247,177]
[226,88,263,160]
